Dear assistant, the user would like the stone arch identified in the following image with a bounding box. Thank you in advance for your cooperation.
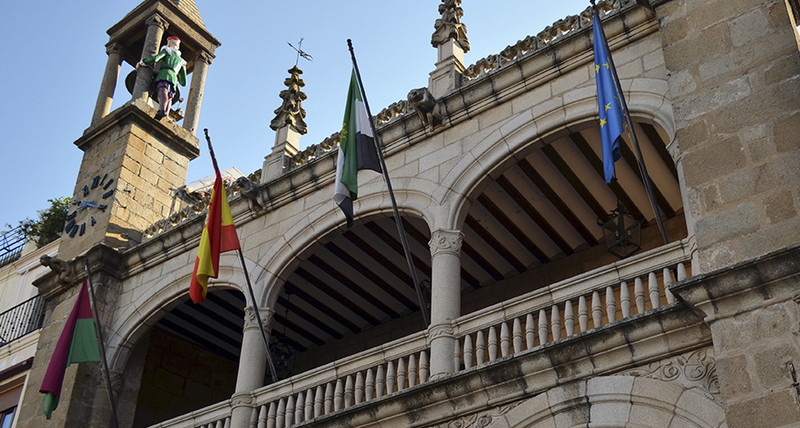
[441,89,677,231]
[501,376,725,428]
[255,187,438,310]
[106,259,260,374]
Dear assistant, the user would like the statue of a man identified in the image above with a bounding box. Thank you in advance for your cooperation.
[137,36,187,120]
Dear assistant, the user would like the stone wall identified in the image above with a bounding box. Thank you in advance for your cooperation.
[656,0,800,273]
[131,327,237,427]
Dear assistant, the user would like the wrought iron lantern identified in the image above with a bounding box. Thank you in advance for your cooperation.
[270,293,297,380]
[597,203,642,259]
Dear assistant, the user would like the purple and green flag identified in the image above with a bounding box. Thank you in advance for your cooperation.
[40,279,101,419]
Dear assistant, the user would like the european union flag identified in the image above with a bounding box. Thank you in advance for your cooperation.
[593,10,625,183]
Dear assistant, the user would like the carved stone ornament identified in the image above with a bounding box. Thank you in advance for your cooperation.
[109,371,124,391]
[427,323,456,342]
[617,348,720,399]
[230,392,254,408]
[197,50,214,66]
[408,87,445,131]
[243,306,275,332]
[106,42,124,57]
[236,176,265,210]
[434,402,522,428]
[40,255,77,285]
[432,0,470,52]
[270,66,308,134]
[145,13,169,31]
[429,230,464,257]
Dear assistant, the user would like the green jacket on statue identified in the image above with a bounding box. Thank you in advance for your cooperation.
[142,45,187,87]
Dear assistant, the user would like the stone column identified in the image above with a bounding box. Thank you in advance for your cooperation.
[230,307,272,428]
[91,42,124,125]
[132,13,168,100]
[427,229,463,379]
[183,50,213,134]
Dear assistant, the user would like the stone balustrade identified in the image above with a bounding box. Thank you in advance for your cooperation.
[148,238,693,428]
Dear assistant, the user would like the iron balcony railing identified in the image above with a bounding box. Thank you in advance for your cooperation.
[0,226,25,270]
[0,295,46,347]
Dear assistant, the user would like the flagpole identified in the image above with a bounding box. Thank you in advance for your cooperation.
[591,1,669,245]
[83,259,120,428]
[236,249,279,383]
[204,129,279,383]
[347,40,431,327]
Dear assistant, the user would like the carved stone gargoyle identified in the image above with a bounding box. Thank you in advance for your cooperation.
[236,176,266,211]
[408,87,445,131]
[40,255,77,285]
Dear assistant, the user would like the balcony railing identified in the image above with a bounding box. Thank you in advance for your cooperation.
[0,226,25,270]
[0,295,46,347]
[149,239,694,428]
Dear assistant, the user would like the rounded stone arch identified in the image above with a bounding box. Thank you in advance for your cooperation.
[441,88,677,231]
[503,376,725,428]
[254,187,438,310]
[106,260,256,375]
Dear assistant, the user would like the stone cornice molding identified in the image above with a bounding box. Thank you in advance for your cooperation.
[429,229,463,258]
[670,244,800,323]
[34,244,124,301]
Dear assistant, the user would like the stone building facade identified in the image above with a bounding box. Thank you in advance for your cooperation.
[13,0,800,427]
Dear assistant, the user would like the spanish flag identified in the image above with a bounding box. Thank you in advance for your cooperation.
[189,163,241,303]
[40,279,101,419]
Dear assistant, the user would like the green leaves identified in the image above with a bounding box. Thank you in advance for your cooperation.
[19,197,71,248]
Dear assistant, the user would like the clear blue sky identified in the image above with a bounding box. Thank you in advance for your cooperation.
[0,0,592,230]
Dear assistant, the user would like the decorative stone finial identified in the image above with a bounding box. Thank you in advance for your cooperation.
[432,0,470,52]
[270,66,308,134]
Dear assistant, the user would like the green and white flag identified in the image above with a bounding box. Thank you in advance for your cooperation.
[334,69,382,228]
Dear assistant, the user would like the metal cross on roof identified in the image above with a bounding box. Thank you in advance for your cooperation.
[288,38,313,66]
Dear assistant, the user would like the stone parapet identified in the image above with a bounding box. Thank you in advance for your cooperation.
[671,243,800,428]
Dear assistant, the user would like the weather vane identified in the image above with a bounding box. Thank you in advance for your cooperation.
[288,38,313,66]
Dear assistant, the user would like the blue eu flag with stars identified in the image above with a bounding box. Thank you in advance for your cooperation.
[593,10,624,183]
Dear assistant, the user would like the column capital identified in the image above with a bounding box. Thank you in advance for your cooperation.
[105,42,124,56]
[429,229,464,258]
[197,50,215,66]
[145,13,169,31]
[243,306,274,333]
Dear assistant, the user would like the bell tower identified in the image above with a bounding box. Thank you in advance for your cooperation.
[17,2,221,427]
[58,0,221,261]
